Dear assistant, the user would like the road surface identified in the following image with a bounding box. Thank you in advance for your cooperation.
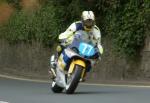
[0,77,150,103]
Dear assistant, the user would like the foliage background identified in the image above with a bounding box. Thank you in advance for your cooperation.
[0,0,149,59]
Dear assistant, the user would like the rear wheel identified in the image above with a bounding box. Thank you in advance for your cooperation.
[66,65,83,94]
[51,81,64,93]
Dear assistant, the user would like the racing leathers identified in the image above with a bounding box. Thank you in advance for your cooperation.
[58,21,103,55]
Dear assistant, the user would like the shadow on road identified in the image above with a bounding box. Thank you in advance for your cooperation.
[74,90,129,95]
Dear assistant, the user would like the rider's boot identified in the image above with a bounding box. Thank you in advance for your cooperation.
[49,55,57,79]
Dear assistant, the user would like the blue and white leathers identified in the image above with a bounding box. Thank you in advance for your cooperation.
[58,21,103,55]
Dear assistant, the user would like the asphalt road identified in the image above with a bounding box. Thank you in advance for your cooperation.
[0,77,150,103]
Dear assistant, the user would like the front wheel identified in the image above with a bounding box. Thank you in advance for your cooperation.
[66,65,83,94]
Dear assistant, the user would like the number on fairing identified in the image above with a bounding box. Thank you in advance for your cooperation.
[81,43,93,55]
[79,43,95,56]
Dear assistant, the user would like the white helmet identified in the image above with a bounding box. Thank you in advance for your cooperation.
[81,11,95,30]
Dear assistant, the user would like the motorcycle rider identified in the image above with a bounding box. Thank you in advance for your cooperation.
[49,11,103,79]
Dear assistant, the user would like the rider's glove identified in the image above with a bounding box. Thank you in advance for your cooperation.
[97,44,103,55]
[56,45,62,52]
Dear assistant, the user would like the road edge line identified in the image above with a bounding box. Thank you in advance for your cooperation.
[0,74,150,88]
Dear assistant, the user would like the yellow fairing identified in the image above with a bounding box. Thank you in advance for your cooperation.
[68,59,86,78]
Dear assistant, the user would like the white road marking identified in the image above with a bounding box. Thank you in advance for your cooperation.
[81,83,150,88]
[0,101,9,103]
[0,74,48,83]
[0,74,150,88]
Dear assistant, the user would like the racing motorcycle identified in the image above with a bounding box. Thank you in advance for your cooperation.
[50,31,100,94]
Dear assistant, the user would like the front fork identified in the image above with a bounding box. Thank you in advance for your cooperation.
[68,59,86,79]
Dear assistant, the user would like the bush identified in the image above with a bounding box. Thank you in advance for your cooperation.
[0,0,91,45]
[0,2,63,46]
[97,0,149,59]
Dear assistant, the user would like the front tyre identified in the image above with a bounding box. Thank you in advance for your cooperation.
[66,65,83,94]
[51,81,64,93]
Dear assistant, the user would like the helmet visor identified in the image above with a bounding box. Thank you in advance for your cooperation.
[83,19,95,29]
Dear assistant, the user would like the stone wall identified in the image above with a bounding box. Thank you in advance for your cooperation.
[0,37,150,81]
[0,40,51,79]
[140,36,150,79]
